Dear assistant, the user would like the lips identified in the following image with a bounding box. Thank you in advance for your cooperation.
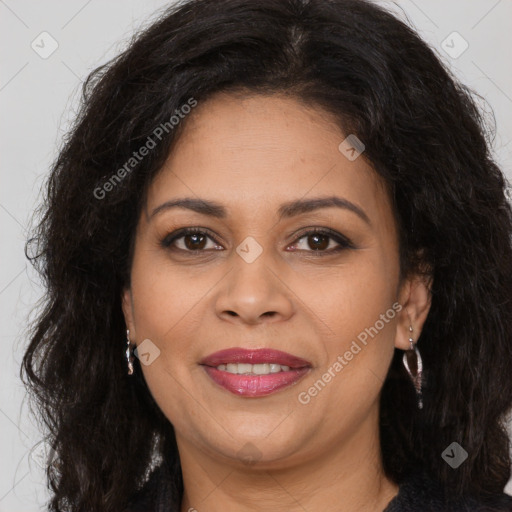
[199,348,312,369]
[199,348,312,397]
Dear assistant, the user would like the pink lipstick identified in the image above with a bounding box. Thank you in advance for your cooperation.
[200,348,312,397]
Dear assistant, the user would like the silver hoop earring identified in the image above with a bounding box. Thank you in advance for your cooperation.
[126,329,134,375]
[402,325,423,409]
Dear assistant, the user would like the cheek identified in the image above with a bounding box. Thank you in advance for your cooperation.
[310,251,398,333]
[311,252,399,377]
[129,259,208,424]
[297,274,397,422]
[130,252,210,341]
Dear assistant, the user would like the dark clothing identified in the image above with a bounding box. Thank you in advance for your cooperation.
[382,470,512,512]
[124,463,512,511]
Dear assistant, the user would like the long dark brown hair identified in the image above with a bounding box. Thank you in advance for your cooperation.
[22,0,512,510]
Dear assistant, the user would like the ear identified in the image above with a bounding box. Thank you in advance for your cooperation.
[394,272,432,350]
[122,287,137,342]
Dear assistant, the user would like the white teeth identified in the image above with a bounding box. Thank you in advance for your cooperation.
[253,363,270,375]
[269,364,281,373]
[237,363,252,374]
[216,363,293,375]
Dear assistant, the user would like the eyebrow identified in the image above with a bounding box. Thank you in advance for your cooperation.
[149,196,371,226]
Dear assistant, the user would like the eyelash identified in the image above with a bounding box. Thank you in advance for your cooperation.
[160,227,355,255]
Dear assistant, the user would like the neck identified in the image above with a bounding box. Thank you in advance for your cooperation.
[177,405,399,512]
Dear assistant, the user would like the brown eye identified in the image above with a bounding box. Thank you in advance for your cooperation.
[183,232,207,250]
[161,228,223,252]
[307,233,330,251]
[288,228,354,254]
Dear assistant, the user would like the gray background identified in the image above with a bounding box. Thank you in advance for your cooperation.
[1,0,511,510]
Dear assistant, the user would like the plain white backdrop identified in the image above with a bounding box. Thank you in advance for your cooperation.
[1,1,511,510]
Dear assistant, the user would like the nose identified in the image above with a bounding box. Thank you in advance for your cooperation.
[214,249,295,326]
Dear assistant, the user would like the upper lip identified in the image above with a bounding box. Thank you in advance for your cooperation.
[200,348,312,369]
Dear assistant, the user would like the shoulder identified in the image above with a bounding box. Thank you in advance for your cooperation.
[123,463,180,512]
[384,470,512,512]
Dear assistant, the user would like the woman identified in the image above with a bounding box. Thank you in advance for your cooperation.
[22,0,512,511]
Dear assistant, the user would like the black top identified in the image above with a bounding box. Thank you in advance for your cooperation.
[124,463,512,512]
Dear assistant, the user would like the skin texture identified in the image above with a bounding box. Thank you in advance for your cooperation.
[122,92,432,512]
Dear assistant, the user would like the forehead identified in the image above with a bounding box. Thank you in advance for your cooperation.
[146,93,391,225]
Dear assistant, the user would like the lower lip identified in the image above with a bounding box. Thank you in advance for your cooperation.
[202,366,311,397]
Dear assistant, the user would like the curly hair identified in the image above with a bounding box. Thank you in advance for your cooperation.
[22,0,512,510]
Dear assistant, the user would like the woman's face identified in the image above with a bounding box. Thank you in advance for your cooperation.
[123,92,429,469]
